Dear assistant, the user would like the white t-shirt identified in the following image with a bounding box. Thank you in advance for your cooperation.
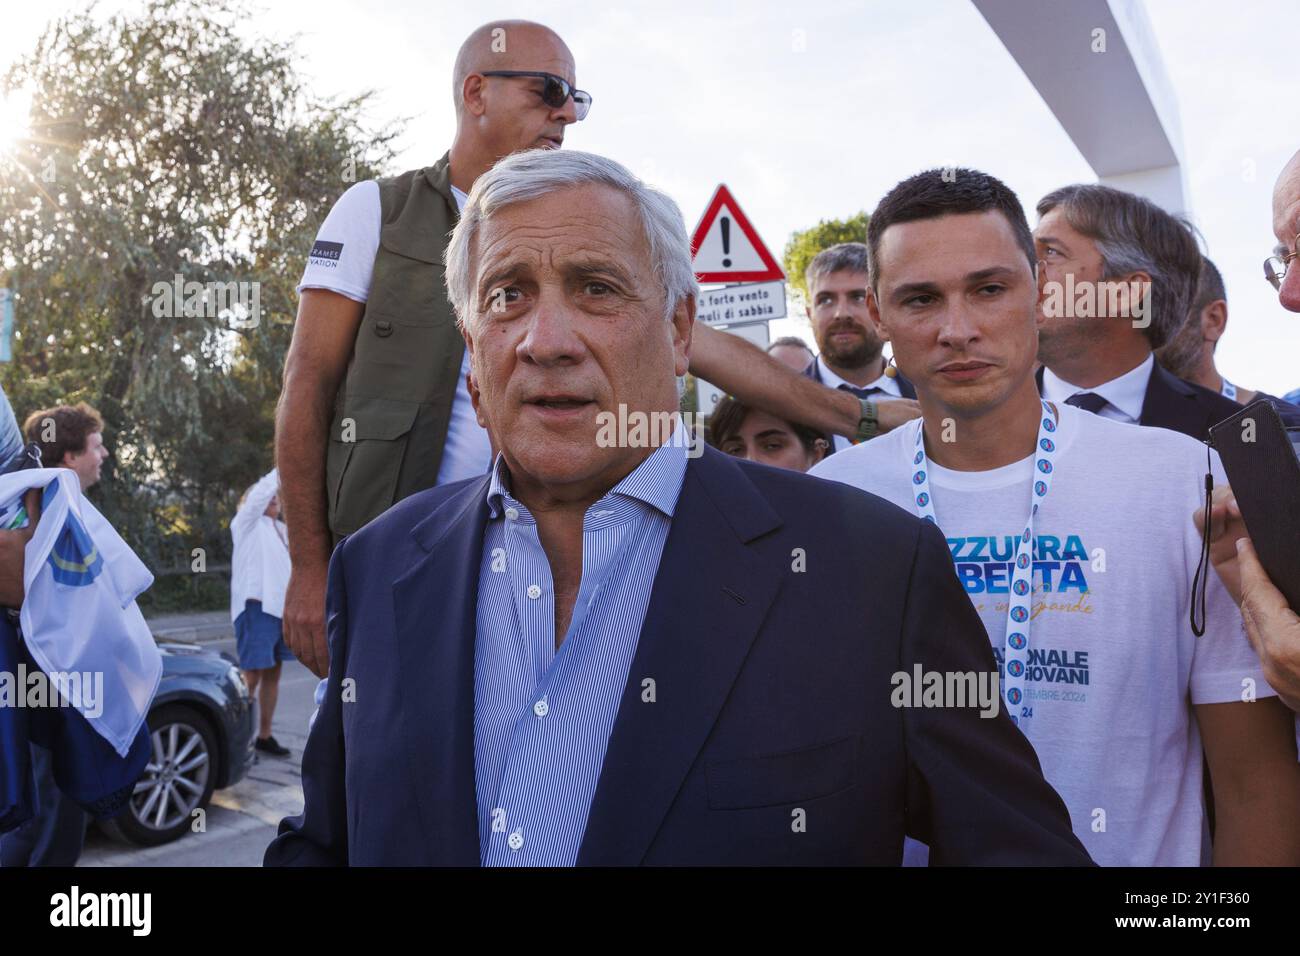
[297,180,490,486]
[230,469,291,622]
[810,404,1271,867]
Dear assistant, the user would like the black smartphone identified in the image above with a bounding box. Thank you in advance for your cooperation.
[1207,399,1300,610]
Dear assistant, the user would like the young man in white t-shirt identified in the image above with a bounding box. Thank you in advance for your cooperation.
[811,167,1300,866]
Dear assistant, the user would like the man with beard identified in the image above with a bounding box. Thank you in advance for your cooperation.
[1156,255,1300,425]
[801,244,917,454]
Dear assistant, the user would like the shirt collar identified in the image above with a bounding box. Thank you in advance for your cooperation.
[1040,352,1153,423]
[814,356,902,396]
[486,412,691,522]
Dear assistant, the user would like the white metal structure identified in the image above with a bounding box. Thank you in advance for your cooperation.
[973,0,1190,214]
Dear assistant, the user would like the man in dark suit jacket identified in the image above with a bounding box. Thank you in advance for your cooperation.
[266,445,1092,866]
[1033,184,1244,441]
[799,243,919,456]
[1034,361,1244,440]
[264,148,1089,867]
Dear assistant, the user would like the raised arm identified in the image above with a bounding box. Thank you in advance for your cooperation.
[231,468,280,542]
[688,323,919,437]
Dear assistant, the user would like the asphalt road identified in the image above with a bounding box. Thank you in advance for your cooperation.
[80,635,317,867]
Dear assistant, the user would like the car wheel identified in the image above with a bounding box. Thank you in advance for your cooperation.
[100,704,220,847]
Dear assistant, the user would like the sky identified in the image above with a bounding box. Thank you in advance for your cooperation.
[3,0,1298,393]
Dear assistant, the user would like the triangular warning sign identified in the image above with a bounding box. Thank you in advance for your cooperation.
[689,184,785,283]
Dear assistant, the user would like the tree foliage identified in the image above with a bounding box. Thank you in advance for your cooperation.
[0,0,401,608]
[781,210,871,306]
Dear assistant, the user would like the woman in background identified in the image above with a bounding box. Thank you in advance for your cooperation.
[707,394,829,473]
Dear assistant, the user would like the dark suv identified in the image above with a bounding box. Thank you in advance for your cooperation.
[100,640,257,846]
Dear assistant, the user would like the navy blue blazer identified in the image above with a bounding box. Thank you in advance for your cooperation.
[265,446,1090,866]
[1035,362,1250,441]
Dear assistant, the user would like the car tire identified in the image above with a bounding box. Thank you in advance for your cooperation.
[100,704,221,847]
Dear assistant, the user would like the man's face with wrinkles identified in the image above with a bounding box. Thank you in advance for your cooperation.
[1272,155,1300,313]
[462,183,692,500]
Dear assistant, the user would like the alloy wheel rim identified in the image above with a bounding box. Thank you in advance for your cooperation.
[129,721,210,831]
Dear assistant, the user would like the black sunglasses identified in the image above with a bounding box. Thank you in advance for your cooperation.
[480,70,592,121]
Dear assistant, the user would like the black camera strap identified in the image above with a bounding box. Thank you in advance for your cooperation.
[1190,437,1214,637]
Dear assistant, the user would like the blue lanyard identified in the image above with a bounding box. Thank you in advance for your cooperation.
[909,400,1060,726]
[1220,379,1237,401]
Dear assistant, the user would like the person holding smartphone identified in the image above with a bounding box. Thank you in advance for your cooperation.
[1196,488,1300,715]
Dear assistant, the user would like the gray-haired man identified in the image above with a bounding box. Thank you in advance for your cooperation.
[1033,183,1241,440]
[266,148,1088,867]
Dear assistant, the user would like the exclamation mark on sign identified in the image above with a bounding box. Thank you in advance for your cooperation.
[720,216,731,267]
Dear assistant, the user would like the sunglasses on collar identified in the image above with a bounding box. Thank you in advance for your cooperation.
[481,70,592,121]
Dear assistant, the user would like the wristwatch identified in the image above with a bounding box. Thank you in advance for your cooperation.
[854,398,879,443]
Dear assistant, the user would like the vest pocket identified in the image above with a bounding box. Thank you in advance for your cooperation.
[367,242,451,324]
[327,396,421,535]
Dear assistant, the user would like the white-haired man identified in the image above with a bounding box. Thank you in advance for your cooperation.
[264,149,1091,867]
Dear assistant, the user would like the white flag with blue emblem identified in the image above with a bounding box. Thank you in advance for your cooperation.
[1,468,161,756]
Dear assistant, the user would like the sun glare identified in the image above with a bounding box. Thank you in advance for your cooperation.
[0,89,33,154]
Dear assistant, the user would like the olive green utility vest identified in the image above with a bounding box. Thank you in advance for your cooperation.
[325,152,464,538]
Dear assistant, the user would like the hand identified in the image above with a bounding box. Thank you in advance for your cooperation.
[876,399,923,434]
[1192,484,1246,605]
[1237,536,1300,713]
[0,489,42,608]
[284,558,330,678]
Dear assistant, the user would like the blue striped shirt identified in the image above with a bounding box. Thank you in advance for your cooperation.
[474,423,690,866]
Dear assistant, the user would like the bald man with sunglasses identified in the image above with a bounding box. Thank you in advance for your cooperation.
[277,20,591,677]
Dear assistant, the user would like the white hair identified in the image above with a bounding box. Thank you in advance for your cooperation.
[444,149,698,330]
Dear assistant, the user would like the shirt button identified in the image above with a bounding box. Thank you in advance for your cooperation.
[508,829,524,851]
[505,507,519,521]
[533,698,548,718]
[526,584,541,599]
